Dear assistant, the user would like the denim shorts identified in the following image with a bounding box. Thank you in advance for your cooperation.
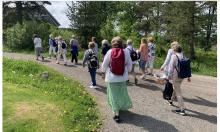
[139,60,147,69]
[145,59,155,68]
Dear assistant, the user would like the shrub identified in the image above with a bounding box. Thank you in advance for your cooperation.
[4,21,75,51]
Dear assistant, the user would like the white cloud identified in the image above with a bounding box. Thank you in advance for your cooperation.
[44,1,71,28]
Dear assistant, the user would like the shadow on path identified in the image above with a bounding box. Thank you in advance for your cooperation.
[186,109,217,124]
[184,96,217,108]
[65,64,77,67]
[96,84,107,94]
[136,83,161,91]
[42,60,51,63]
[120,111,178,132]
[171,105,217,124]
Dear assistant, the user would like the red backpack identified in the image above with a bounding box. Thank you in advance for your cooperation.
[110,48,125,75]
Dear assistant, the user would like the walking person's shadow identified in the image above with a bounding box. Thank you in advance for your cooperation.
[120,111,178,132]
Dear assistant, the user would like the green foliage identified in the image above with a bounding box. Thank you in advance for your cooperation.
[3,58,101,131]
[4,21,74,52]
[4,21,51,50]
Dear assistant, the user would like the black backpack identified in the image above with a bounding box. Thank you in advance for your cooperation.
[128,48,138,61]
[52,39,57,47]
[175,55,192,79]
[88,50,98,69]
[163,81,173,100]
[62,42,66,49]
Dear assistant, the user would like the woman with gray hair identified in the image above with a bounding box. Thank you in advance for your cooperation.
[56,36,67,66]
[101,36,133,123]
[101,39,110,61]
[126,39,138,84]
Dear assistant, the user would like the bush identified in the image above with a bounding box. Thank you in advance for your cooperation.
[4,21,74,52]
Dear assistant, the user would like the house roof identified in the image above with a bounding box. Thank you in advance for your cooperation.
[40,5,60,27]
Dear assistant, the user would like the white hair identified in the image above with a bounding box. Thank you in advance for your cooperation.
[127,39,132,45]
[102,39,109,46]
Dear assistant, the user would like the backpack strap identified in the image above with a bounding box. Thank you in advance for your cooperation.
[175,54,180,73]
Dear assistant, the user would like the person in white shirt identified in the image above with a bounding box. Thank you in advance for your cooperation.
[33,34,44,61]
[160,41,178,75]
[126,39,138,84]
[101,36,132,123]
[56,36,67,66]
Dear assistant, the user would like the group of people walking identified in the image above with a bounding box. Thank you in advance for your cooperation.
[33,34,79,66]
[33,34,191,123]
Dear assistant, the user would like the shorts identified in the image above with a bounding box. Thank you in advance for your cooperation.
[35,47,42,57]
[145,59,155,68]
[139,60,147,69]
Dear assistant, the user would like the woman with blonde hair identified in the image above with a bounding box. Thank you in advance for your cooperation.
[139,38,148,79]
[102,36,132,123]
[161,41,179,75]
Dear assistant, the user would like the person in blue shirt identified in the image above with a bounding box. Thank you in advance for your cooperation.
[48,34,57,59]
[70,35,79,65]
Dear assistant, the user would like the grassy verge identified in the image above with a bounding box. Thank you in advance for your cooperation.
[3,58,101,131]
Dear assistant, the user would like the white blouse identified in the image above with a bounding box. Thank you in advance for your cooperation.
[101,49,132,82]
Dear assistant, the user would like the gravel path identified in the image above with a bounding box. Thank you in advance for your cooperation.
[3,52,217,132]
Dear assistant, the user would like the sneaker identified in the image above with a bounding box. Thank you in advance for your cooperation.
[64,64,67,66]
[174,109,186,116]
[89,85,96,89]
[56,62,59,64]
[113,115,121,123]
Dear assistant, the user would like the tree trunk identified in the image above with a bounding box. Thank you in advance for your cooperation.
[205,5,216,51]
[15,1,23,25]
[189,2,196,60]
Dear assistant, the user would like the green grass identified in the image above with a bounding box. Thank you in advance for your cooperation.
[153,49,217,77]
[3,58,101,132]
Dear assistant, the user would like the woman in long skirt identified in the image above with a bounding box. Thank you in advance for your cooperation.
[101,36,133,123]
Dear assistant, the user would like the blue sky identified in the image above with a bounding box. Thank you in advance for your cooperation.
[44,1,71,28]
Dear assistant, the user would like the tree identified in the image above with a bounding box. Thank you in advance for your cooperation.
[66,1,116,48]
